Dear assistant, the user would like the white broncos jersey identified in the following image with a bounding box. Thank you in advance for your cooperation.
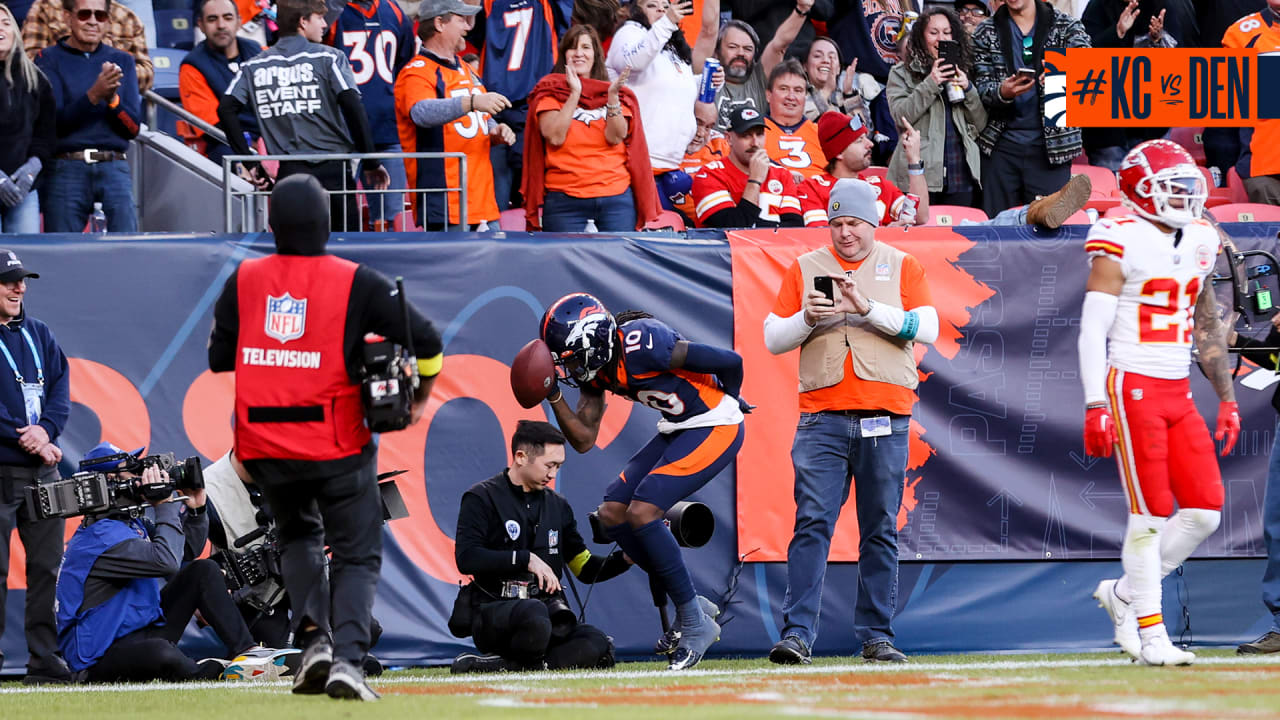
[1084,214,1220,380]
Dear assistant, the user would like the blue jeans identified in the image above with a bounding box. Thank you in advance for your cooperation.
[541,188,636,232]
[0,191,40,234]
[361,144,407,223]
[780,411,909,649]
[40,159,137,233]
[1263,421,1280,631]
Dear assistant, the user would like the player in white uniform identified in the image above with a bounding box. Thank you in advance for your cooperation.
[1077,139,1241,666]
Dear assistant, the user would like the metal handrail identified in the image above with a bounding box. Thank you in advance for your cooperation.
[221,151,468,233]
[143,89,232,147]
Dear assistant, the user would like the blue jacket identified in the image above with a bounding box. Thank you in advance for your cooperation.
[34,39,142,154]
[0,309,70,467]
[56,518,163,672]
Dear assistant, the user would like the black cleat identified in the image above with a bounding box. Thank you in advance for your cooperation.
[768,635,812,665]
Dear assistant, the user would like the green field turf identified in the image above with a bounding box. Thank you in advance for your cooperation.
[4,651,1279,719]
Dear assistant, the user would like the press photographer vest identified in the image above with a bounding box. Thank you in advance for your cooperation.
[469,472,569,594]
[56,519,162,672]
[796,244,918,393]
[234,254,369,461]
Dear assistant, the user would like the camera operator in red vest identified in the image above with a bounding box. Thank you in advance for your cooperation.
[207,174,443,701]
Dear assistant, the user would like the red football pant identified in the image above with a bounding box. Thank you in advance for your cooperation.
[1106,368,1224,517]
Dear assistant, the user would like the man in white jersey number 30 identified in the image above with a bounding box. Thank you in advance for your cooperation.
[1077,139,1241,666]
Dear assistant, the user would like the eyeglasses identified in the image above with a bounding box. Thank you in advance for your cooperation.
[75,9,110,21]
[1021,35,1034,61]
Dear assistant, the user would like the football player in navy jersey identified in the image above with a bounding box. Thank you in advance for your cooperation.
[472,0,558,209]
[326,0,416,230]
[539,292,748,671]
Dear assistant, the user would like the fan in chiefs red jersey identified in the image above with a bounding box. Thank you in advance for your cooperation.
[797,111,929,227]
[689,105,803,228]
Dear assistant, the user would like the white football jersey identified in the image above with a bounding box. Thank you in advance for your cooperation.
[1084,215,1220,380]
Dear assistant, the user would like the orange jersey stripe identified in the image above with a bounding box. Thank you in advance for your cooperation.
[1085,240,1125,258]
[649,423,741,478]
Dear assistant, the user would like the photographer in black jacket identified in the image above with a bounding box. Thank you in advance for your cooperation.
[451,420,629,673]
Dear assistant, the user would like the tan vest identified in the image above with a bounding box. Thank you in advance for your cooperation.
[796,244,918,393]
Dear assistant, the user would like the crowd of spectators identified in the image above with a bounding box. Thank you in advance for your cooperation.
[1,0,1280,234]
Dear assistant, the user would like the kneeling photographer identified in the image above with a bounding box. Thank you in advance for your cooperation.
[51,443,292,682]
[451,421,630,674]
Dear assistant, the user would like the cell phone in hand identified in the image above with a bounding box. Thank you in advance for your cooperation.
[1016,67,1037,80]
[813,275,836,302]
[936,40,961,73]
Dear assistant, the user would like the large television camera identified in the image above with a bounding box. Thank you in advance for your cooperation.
[25,452,205,521]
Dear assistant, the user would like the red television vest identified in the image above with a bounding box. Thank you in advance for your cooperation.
[234,254,369,461]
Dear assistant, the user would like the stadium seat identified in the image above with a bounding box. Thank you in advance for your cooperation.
[644,210,686,231]
[1063,210,1093,224]
[1102,204,1132,219]
[1208,203,1280,222]
[926,205,988,226]
[499,208,526,231]
[1074,164,1119,197]
[1199,167,1231,208]
[1227,167,1248,204]
[1169,126,1207,165]
[154,10,195,50]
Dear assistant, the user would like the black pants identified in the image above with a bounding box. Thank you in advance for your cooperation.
[277,159,361,232]
[85,560,255,682]
[246,456,382,664]
[0,465,63,671]
[981,138,1070,218]
[472,598,613,670]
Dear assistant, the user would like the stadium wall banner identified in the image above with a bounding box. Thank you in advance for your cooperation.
[0,227,1276,669]
[731,224,1278,563]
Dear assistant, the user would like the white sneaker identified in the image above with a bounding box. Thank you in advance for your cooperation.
[1139,630,1196,667]
[222,647,301,681]
[1093,579,1140,659]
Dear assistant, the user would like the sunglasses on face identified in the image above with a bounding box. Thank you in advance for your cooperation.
[75,9,110,21]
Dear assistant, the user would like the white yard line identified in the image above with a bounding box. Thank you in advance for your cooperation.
[3,654,1279,695]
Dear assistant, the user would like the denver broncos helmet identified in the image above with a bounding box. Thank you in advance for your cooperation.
[540,293,617,387]
[1117,139,1207,228]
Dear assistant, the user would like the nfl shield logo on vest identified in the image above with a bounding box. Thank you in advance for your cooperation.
[265,293,307,343]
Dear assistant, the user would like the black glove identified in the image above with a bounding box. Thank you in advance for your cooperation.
[738,396,756,414]
[11,157,42,195]
[0,175,21,209]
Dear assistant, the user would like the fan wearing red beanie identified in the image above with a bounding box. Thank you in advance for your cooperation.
[796,111,929,227]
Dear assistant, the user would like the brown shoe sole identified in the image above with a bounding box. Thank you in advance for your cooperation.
[1028,174,1094,229]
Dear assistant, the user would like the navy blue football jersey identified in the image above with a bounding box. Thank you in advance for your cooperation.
[480,0,557,104]
[326,0,416,146]
[588,318,728,425]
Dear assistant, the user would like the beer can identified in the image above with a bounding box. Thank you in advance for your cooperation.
[699,59,721,103]
[900,193,920,224]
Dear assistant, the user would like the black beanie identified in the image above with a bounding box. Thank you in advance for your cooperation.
[269,175,330,255]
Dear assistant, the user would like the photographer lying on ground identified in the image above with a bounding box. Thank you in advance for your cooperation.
[53,442,295,682]
[450,421,630,673]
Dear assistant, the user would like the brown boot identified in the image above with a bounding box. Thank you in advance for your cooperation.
[1026,173,1093,229]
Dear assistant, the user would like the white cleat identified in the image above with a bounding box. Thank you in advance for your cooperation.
[1093,579,1141,659]
[1139,630,1196,667]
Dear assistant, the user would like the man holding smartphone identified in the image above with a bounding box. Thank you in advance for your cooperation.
[971,0,1091,217]
[762,178,938,665]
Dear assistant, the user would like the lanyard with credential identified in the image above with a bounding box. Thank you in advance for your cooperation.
[0,327,44,388]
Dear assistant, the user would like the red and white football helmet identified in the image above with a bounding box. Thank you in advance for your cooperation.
[1117,139,1207,228]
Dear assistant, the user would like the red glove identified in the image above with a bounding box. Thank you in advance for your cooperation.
[1084,406,1116,458]
[1215,401,1241,456]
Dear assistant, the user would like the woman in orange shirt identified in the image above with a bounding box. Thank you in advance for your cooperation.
[523,24,660,231]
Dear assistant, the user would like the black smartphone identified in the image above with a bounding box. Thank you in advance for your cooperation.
[813,275,836,302]
[936,40,961,73]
